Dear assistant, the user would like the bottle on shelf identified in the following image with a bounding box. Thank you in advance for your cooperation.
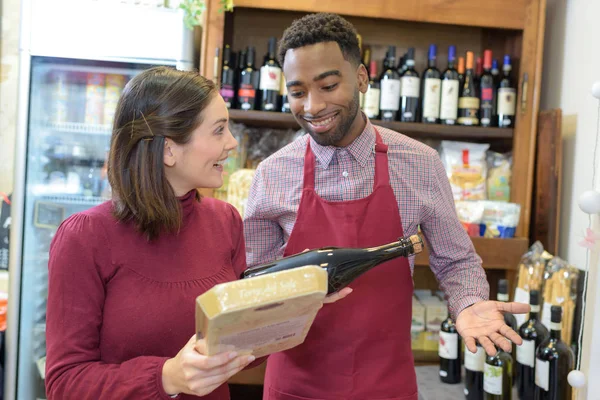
[497,278,518,387]
[363,60,381,119]
[457,51,479,126]
[220,44,236,109]
[516,290,549,400]
[484,346,513,400]
[242,235,424,295]
[397,52,407,76]
[440,45,460,126]
[491,59,500,86]
[439,310,461,384]
[237,46,258,111]
[479,49,496,127]
[534,305,575,400]
[457,56,466,90]
[400,47,420,122]
[475,56,483,86]
[465,341,486,400]
[497,55,517,128]
[259,37,282,112]
[421,44,441,124]
[280,72,290,113]
[379,46,401,121]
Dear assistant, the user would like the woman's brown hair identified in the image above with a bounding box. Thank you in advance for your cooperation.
[107,66,217,240]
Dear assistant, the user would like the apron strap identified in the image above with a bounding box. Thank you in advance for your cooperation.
[303,139,316,190]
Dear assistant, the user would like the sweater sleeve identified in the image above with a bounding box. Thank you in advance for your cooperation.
[227,204,248,279]
[45,212,177,400]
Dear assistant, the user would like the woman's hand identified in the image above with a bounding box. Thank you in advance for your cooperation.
[162,335,255,397]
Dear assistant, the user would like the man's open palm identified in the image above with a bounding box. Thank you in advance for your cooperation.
[456,300,530,356]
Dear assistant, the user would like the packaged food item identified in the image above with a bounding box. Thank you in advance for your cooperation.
[227,169,256,218]
[455,200,484,237]
[84,73,105,125]
[513,241,553,326]
[196,265,327,358]
[440,141,490,201]
[540,257,579,344]
[479,201,521,238]
[487,151,512,201]
[103,74,125,126]
[411,296,426,350]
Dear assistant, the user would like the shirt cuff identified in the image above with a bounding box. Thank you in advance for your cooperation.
[452,295,486,321]
[155,357,181,399]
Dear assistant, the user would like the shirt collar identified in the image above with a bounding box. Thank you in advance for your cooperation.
[308,115,376,169]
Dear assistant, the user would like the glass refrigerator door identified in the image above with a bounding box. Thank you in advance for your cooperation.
[17,56,155,399]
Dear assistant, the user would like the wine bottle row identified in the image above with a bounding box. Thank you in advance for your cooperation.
[439,281,574,400]
[219,37,290,113]
[362,45,516,127]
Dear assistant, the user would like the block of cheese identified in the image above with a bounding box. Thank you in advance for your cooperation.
[196,265,328,358]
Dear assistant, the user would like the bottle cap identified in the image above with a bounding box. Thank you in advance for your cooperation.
[550,305,562,323]
[529,289,539,305]
[428,44,437,60]
[498,279,508,295]
[448,45,456,61]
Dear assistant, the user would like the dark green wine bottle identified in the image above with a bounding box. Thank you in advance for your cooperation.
[484,347,513,400]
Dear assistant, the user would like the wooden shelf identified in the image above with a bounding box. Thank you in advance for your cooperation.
[413,350,439,365]
[228,109,514,141]
[414,237,530,270]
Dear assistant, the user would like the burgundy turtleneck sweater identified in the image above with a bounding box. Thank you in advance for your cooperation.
[45,190,250,400]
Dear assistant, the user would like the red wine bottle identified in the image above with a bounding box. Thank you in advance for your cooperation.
[237,46,257,111]
[465,341,486,400]
[379,46,401,121]
[484,347,513,400]
[363,60,380,119]
[534,306,574,400]
[421,44,441,124]
[400,47,420,122]
[242,235,424,294]
[259,37,282,112]
[516,290,549,400]
[457,51,479,126]
[220,45,236,109]
[479,50,496,127]
[497,55,516,128]
[498,278,518,387]
[439,311,461,384]
[440,45,460,126]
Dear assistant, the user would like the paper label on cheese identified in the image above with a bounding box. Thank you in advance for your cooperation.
[218,314,311,349]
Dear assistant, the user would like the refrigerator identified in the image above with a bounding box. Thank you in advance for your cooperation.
[6,1,195,399]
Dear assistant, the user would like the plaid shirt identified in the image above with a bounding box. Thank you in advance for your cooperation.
[243,117,489,318]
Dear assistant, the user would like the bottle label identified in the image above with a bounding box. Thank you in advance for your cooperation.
[464,344,485,372]
[364,87,381,119]
[259,65,282,91]
[220,85,235,108]
[497,87,516,116]
[514,288,530,327]
[238,84,256,99]
[535,358,550,391]
[438,331,458,360]
[422,78,441,120]
[457,97,480,125]
[380,79,401,111]
[440,79,459,121]
[401,76,420,98]
[483,363,503,395]
[517,339,535,367]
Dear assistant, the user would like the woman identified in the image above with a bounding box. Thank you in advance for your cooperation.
[45,67,259,399]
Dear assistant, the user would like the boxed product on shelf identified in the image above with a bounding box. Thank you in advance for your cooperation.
[411,296,426,351]
[487,151,512,201]
[455,200,520,238]
[414,290,447,351]
[440,140,490,202]
[195,265,328,358]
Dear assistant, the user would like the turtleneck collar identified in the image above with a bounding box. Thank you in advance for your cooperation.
[178,189,198,220]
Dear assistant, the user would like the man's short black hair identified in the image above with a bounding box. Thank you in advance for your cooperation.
[278,13,361,68]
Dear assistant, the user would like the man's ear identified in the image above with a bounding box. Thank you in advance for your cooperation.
[163,138,176,167]
[357,63,369,94]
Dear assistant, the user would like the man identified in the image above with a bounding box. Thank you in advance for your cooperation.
[243,13,529,400]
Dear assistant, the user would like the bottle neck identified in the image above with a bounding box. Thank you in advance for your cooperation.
[529,303,540,320]
[428,58,436,68]
[366,237,419,260]
[550,322,562,340]
[497,293,509,302]
[447,60,455,70]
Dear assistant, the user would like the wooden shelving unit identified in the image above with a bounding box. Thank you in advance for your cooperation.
[199,0,547,376]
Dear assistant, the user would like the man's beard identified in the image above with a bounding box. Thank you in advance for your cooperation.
[307,90,360,147]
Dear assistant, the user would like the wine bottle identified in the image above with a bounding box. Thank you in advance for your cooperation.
[238,46,257,111]
[484,347,513,400]
[440,45,460,126]
[220,45,236,109]
[516,290,549,400]
[479,49,496,127]
[491,59,500,86]
[497,55,516,128]
[534,306,574,400]
[242,235,424,294]
[457,56,466,91]
[379,46,401,121]
[498,278,518,387]
[400,47,420,122]
[439,311,461,384]
[457,51,479,126]
[280,72,290,113]
[363,60,381,119]
[465,341,486,400]
[259,37,282,112]
[475,56,483,86]
[421,44,442,124]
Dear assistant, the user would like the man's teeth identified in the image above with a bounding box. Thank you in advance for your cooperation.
[308,115,336,126]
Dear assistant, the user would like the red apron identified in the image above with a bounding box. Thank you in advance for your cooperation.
[263,129,417,400]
